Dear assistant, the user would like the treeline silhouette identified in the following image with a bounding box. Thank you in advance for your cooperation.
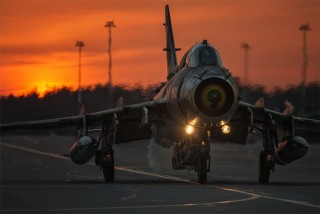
[0,83,156,123]
[1,81,319,124]
[237,81,320,117]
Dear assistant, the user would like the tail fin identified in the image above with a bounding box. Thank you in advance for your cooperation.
[163,5,180,80]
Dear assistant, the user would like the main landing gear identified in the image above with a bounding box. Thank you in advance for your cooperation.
[254,113,308,184]
[102,149,115,182]
[96,123,116,183]
[259,151,272,183]
[257,117,277,184]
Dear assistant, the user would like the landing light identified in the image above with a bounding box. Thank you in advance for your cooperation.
[221,125,231,134]
[185,125,195,134]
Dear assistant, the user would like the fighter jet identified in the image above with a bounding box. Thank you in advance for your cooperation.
[1,5,319,184]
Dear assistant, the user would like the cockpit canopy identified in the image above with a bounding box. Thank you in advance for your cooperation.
[179,40,223,69]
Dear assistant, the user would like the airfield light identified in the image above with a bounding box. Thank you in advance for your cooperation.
[221,125,231,134]
[185,125,195,135]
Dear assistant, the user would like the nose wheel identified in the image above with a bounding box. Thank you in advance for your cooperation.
[197,155,208,184]
[172,134,211,184]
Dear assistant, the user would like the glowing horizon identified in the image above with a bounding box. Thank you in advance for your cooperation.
[1,0,319,97]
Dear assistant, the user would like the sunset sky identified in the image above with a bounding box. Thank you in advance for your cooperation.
[0,0,319,96]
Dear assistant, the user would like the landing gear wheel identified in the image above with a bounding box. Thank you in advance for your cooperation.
[103,165,114,182]
[259,151,270,184]
[102,151,115,182]
[197,156,207,184]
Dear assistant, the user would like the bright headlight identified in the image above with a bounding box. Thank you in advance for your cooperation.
[221,125,231,134]
[185,125,195,134]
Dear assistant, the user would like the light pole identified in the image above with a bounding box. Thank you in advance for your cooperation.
[75,40,85,104]
[299,24,311,116]
[299,24,311,86]
[240,43,251,102]
[241,43,251,84]
[104,21,116,108]
[105,21,116,86]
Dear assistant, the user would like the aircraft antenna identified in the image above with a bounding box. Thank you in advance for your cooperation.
[75,40,85,104]
[299,23,311,116]
[105,21,116,108]
[241,43,251,84]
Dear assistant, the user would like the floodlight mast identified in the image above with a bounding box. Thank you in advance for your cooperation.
[105,21,116,86]
[241,43,251,84]
[104,21,116,108]
[299,24,311,86]
[299,24,311,116]
[75,40,85,104]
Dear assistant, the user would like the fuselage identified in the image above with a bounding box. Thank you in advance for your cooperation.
[152,40,240,145]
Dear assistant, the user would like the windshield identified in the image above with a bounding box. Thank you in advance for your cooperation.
[185,43,222,67]
[201,47,215,65]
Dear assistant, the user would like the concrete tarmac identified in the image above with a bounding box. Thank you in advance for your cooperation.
[0,134,319,213]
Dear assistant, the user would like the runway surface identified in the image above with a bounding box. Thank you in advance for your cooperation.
[1,134,319,213]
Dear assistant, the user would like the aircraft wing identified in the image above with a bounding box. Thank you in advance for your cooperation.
[0,99,167,143]
[239,101,320,132]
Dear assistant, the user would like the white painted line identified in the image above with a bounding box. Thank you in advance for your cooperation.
[1,142,319,210]
[1,196,258,212]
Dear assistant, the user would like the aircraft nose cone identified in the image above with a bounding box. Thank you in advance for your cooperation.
[207,89,222,104]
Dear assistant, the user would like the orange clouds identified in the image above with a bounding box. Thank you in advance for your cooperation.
[0,0,319,96]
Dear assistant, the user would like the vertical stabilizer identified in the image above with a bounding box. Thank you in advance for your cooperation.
[164,5,180,80]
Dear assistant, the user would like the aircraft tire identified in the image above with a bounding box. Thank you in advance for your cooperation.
[102,152,115,182]
[197,156,207,184]
[103,165,115,182]
[258,151,270,184]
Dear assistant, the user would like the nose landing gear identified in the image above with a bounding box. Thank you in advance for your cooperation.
[172,137,210,184]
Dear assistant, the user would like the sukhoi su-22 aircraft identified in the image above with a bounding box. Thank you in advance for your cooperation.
[1,5,319,184]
